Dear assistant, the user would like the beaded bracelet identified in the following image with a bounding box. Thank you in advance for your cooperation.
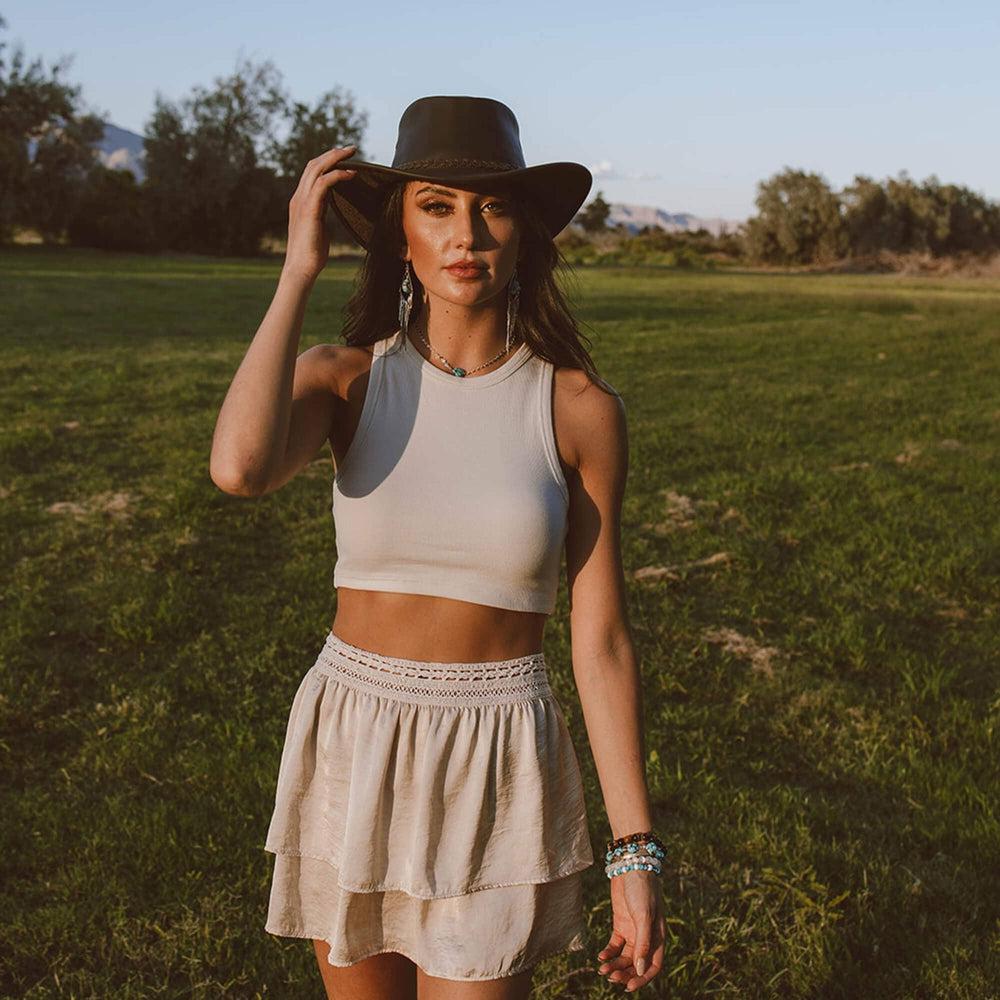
[604,830,667,880]
[604,858,663,878]
[606,830,667,854]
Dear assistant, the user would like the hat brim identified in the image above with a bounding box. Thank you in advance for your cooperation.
[328,160,593,251]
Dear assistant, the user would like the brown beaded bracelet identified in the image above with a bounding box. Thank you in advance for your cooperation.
[606,829,667,854]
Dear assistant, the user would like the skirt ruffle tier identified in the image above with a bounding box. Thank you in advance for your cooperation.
[262,630,595,981]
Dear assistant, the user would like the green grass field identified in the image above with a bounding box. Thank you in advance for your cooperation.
[2,246,998,999]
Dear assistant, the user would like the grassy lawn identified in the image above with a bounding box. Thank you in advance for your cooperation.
[1,246,997,998]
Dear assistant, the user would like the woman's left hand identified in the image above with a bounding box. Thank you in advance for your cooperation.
[597,870,667,992]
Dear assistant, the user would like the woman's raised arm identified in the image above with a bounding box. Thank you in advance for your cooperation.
[208,145,358,496]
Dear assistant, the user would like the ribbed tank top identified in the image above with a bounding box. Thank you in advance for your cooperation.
[331,328,570,614]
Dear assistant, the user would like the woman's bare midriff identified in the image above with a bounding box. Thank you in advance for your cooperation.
[331,587,547,663]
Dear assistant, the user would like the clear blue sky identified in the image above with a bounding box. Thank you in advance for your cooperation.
[4,0,998,221]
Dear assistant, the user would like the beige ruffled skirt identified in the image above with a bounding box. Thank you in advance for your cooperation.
[262,630,595,981]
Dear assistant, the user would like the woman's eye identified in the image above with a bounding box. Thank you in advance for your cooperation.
[420,201,506,214]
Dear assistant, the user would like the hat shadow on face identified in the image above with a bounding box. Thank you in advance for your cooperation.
[393,178,530,275]
[336,172,538,259]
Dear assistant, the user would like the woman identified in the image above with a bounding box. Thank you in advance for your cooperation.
[210,96,667,998]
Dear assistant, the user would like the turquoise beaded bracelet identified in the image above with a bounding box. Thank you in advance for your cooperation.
[604,836,667,879]
[605,857,663,878]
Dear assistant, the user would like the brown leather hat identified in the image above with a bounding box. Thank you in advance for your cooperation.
[328,95,593,251]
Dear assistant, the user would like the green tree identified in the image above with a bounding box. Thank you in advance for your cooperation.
[0,15,106,242]
[743,167,846,265]
[143,59,369,255]
[142,56,290,255]
[840,171,932,253]
[577,190,611,233]
[262,86,369,245]
[841,174,890,255]
[840,171,1000,258]
[882,171,936,252]
[920,176,1000,256]
[267,87,368,181]
[67,164,154,251]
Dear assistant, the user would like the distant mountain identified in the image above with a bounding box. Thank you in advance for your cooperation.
[606,202,743,237]
[24,121,147,182]
[95,122,146,183]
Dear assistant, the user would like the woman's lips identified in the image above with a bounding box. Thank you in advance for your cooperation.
[446,265,487,278]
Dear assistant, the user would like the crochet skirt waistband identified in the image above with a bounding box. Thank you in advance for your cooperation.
[313,630,555,708]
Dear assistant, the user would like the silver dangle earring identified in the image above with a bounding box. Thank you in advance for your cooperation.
[506,267,520,352]
[399,261,414,336]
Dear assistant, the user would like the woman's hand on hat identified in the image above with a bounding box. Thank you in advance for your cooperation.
[282,145,358,285]
[598,870,666,992]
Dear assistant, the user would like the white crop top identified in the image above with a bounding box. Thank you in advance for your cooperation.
[331,328,570,614]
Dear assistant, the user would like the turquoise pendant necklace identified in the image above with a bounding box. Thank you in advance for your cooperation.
[414,315,517,377]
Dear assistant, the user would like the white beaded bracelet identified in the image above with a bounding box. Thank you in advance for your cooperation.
[605,854,663,878]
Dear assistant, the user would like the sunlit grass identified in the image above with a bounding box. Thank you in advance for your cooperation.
[2,245,998,998]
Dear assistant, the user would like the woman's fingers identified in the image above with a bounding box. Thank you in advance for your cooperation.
[597,928,626,961]
[601,953,633,976]
[293,146,358,204]
[315,165,357,191]
[623,938,665,992]
[601,904,668,989]
[313,149,359,192]
[597,928,627,975]
[282,144,361,281]
[302,144,356,183]
[631,916,653,977]
[600,945,634,982]
[619,911,667,990]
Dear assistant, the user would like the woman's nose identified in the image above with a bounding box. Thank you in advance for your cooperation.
[452,209,479,246]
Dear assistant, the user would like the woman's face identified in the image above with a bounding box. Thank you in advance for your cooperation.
[400,180,521,311]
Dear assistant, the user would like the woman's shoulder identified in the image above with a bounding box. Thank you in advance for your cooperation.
[552,364,623,412]
[308,339,383,401]
[551,364,626,472]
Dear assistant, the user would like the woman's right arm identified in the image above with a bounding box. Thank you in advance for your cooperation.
[208,145,358,496]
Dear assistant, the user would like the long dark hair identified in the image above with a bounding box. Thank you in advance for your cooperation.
[338,179,618,397]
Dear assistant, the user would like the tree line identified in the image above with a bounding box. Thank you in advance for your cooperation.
[3,19,998,265]
[574,174,1000,267]
[742,168,1000,265]
[1,21,365,255]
